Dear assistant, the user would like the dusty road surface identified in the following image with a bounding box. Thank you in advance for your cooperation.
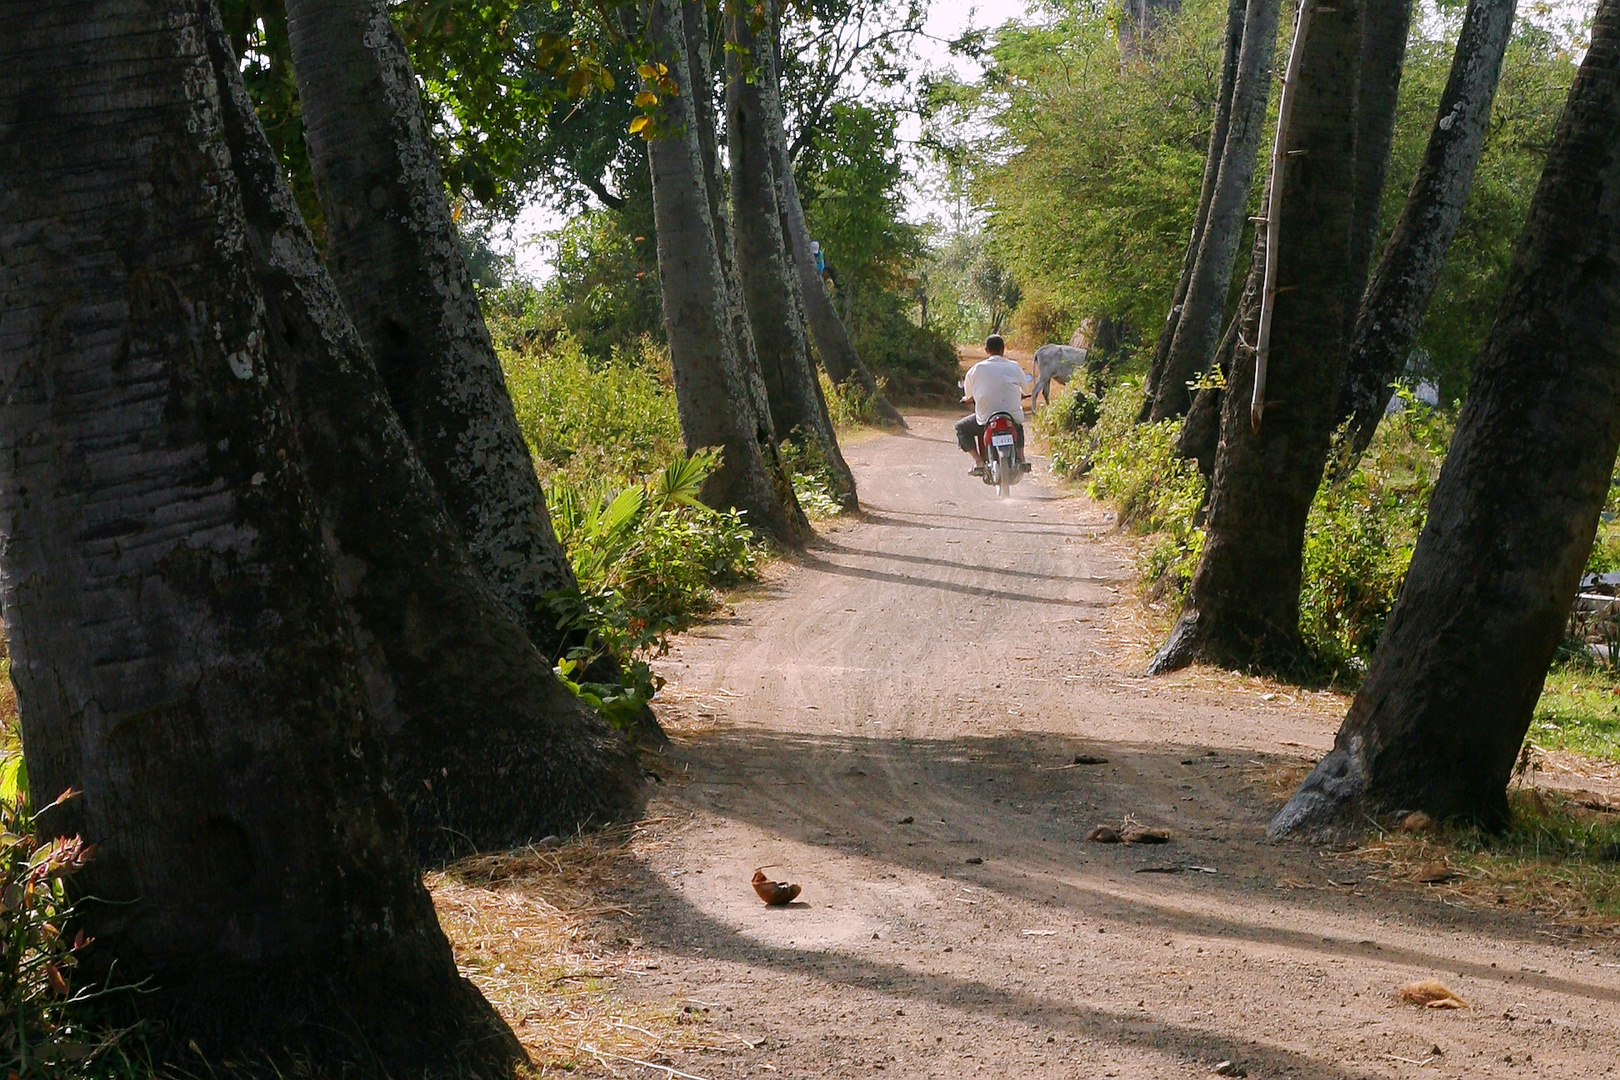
[605,414,1620,1079]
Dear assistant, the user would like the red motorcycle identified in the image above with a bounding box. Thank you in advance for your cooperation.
[977,412,1028,498]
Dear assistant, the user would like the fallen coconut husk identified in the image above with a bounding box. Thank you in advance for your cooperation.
[1397,979,1468,1009]
[752,866,802,905]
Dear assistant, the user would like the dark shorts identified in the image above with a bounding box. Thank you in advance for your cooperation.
[956,414,1025,453]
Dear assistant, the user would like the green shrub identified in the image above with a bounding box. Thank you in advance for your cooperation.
[546,452,759,730]
[500,332,682,490]
[1298,396,1451,669]
[777,438,847,519]
[819,370,889,431]
[0,725,131,1079]
[1046,381,1453,669]
[1041,378,1207,597]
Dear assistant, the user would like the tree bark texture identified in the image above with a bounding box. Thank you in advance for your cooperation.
[0,3,524,1072]
[681,0,774,451]
[1332,0,1518,472]
[1140,0,1250,422]
[765,42,906,428]
[1179,180,1273,480]
[728,0,859,510]
[681,0,814,539]
[225,32,643,863]
[1148,0,1283,422]
[1272,0,1620,836]
[282,0,579,655]
[1150,0,1364,673]
[646,0,809,545]
[1345,0,1415,319]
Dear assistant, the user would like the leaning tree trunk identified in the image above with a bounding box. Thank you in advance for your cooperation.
[1331,0,1518,474]
[1273,0,1620,835]
[1345,0,1415,320]
[728,0,859,510]
[283,0,580,656]
[0,2,522,1073]
[1140,0,1249,421]
[765,37,905,428]
[1150,0,1365,673]
[1147,0,1283,422]
[645,0,809,545]
[221,15,643,861]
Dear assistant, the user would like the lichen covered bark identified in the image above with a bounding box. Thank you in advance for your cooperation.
[728,0,858,510]
[645,0,809,545]
[0,2,523,1071]
[284,0,578,653]
[218,16,644,861]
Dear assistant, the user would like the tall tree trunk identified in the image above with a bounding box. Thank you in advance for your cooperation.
[1345,0,1415,319]
[1121,0,1185,55]
[1140,0,1249,421]
[765,44,906,429]
[283,0,579,656]
[728,0,859,510]
[679,0,817,529]
[223,13,644,861]
[1147,0,1283,422]
[681,0,774,454]
[645,0,809,545]
[1150,0,1365,674]
[1332,0,1518,473]
[0,2,523,1072]
[1274,0,1620,835]
[1179,181,1271,478]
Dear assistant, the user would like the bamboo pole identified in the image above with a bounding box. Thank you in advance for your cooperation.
[1252,0,1314,430]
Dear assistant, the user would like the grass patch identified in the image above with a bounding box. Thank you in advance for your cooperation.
[429,826,735,1076]
[1530,667,1620,761]
[1344,787,1620,927]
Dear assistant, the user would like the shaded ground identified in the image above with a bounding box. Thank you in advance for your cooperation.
[455,414,1620,1079]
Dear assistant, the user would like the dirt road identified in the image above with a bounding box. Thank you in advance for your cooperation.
[615,414,1620,1079]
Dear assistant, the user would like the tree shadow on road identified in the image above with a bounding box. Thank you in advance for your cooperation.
[653,727,1619,1005]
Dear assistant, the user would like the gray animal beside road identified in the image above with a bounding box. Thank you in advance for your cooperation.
[1032,344,1088,407]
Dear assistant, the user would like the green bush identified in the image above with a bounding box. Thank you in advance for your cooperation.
[819,370,887,431]
[496,333,761,728]
[1042,379,1207,597]
[1046,381,1452,669]
[1299,396,1451,668]
[777,438,847,519]
[500,331,683,490]
[546,452,759,730]
[0,723,135,1079]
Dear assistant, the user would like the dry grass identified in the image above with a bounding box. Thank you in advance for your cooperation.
[1242,759,1620,932]
[1334,786,1620,931]
[428,823,738,1078]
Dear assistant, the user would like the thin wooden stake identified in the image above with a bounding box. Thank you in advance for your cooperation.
[1253,0,1315,431]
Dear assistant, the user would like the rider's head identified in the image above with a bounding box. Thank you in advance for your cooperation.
[985,334,1005,356]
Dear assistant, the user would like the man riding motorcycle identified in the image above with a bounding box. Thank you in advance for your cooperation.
[957,335,1033,477]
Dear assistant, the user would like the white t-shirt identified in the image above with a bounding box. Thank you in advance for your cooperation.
[964,356,1031,423]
